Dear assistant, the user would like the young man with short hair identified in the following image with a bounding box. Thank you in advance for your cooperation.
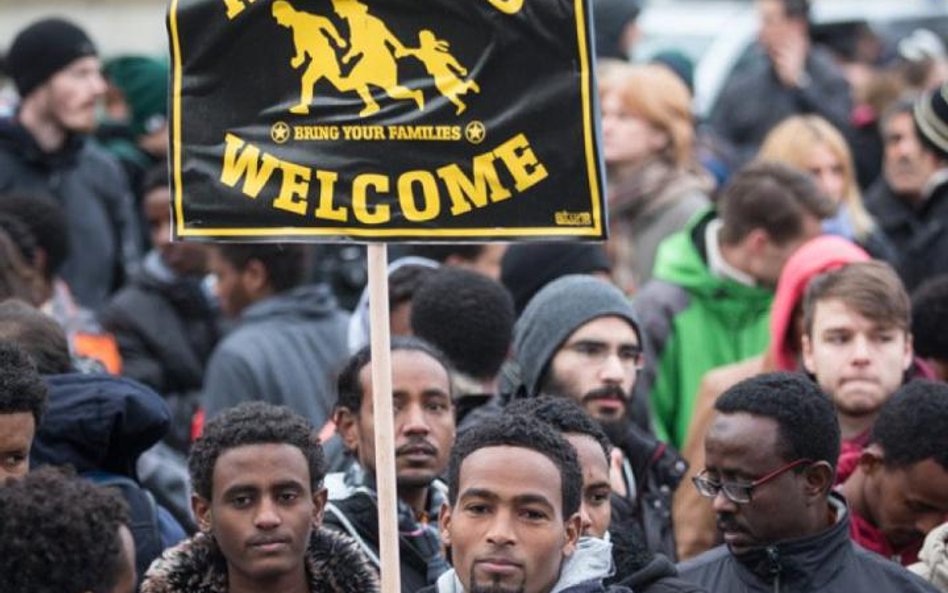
[328,337,457,592]
[801,261,914,451]
[0,466,137,593]
[679,372,938,593]
[0,340,48,482]
[202,243,349,429]
[424,414,630,593]
[635,162,834,449]
[506,396,704,593]
[142,401,379,593]
[839,380,948,565]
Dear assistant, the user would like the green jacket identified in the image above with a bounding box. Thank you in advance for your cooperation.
[634,211,773,447]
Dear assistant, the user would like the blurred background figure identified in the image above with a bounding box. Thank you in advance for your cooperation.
[757,114,895,260]
[600,64,712,293]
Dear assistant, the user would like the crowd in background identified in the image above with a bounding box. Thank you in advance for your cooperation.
[0,0,948,592]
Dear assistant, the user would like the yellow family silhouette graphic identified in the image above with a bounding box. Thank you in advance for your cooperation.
[272,0,480,117]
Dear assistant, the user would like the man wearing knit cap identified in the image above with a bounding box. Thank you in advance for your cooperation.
[0,18,141,311]
[512,274,686,560]
[889,82,948,291]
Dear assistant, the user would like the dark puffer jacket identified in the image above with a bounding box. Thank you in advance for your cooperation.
[142,528,380,593]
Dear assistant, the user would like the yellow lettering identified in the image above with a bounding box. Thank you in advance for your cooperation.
[222,0,254,19]
[352,174,391,225]
[220,134,280,199]
[398,171,441,222]
[314,170,348,222]
[493,133,548,192]
[437,153,512,216]
[485,0,523,14]
[272,161,311,216]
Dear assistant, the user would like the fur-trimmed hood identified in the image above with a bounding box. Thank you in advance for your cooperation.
[142,527,380,593]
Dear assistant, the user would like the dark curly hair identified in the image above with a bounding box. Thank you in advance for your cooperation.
[411,267,514,381]
[716,372,840,472]
[0,191,69,279]
[447,414,582,518]
[335,335,453,414]
[506,396,612,461]
[189,402,326,500]
[0,466,130,593]
[911,275,948,362]
[213,243,310,293]
[0,339,48,424]
[871,380,948,470]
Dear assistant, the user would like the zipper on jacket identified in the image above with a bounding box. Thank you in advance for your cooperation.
[767,546,782,593]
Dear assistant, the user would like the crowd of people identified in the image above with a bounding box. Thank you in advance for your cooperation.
[1,0,948,592]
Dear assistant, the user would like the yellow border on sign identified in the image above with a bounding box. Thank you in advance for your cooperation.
[168,0,186,239]
[168,1,604,240]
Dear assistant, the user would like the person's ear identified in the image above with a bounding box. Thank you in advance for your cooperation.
[801,332,816,374]
[334,407,361,453]
[242,258,269,296]
[192,493,212,533]
[902,332,914,372]
[803,460,834,500]
[562,512,582,557]
[858,444,885,475]
[439,502,453,547]
[312,486,328,527]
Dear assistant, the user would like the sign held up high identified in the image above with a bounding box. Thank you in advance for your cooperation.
[168,0,605,241]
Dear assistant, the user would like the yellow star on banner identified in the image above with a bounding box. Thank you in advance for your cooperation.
[271,121,291,144]
[465,121,486,144]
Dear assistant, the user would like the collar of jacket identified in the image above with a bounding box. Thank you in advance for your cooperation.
[141,527,380,593]
[731,492,851,590]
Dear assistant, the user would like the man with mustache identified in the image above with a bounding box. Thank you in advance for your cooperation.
[838,380,948,566]
[512,274,686,560]
[142,402,380,593]
[0,18,141,311]
[864,88,948,292]
[678,372,937,593]
[800,261,914,453]
[422,414,631,593]
[327,337,457,592]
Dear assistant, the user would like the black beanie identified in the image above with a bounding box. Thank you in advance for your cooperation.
[7,18,98,99]
[501,242,612,315]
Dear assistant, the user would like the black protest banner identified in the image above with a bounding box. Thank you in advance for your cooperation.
[168,0,605,240]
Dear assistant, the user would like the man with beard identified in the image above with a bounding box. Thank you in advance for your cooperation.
[327,337,457,592]
[800,261,914,454]
[512,274,686,560]
[838,380,948,566]
[0,18,140,311]
[679,372,937,593]
[421,414,631,593]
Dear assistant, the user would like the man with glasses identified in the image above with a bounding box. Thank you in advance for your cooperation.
[513,274,686,559]
[679,372,937,593]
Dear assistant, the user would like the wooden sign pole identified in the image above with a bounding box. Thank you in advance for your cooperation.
[367,242,401,591]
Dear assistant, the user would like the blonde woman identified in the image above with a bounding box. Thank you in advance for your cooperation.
[758,114,895,260]
[600,64,712,292]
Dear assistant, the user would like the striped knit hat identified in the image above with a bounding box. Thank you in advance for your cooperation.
[914,83,948,161]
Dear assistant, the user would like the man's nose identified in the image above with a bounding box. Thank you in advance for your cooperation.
[399,402,431,435]
[254,498,282,529]
[485,508,516,547]
[598,352,626,383]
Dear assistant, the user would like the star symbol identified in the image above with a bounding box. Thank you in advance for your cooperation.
[271,122,291,144]
[465,121,486,144]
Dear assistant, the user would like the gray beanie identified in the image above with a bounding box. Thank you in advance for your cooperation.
[513,274,640,396]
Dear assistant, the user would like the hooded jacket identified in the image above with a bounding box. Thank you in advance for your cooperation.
[0,117,141,310]
[418,537,632,593]
[634,210,773,448]
[671,236,871,559]
[101,250,220,451]
[30,372,180,587]
[202,283,349,429]
[677,493,939,593]
[141,528,380,593]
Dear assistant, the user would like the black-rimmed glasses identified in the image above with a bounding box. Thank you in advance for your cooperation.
[692,458,813,504]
